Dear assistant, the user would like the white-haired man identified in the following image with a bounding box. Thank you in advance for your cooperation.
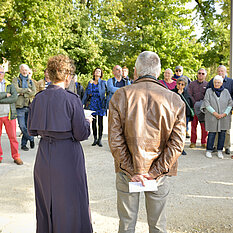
[12,64,36,151]
[108,51,186,233]
[206,65,233,155]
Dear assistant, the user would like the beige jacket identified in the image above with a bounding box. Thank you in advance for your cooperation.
[108,77,186,179]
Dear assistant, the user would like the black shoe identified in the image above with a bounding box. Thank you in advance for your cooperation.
[21,146,29,151]
[182,150,187,155]
[92,138,97,146]
[97,139,103,147]
[225,148,231,155]
[30,141,35,149]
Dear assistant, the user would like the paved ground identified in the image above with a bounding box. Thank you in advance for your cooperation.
[0,119,233,233]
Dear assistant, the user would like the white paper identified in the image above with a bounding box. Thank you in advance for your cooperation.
[129,180,158,193]
[84,110,95,118]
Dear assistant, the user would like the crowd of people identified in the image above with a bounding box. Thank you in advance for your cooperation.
[0,53,233,233]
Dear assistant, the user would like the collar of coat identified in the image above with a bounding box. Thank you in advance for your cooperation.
[134,75,167,89]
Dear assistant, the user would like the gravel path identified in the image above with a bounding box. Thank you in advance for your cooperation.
[0,121,233,233]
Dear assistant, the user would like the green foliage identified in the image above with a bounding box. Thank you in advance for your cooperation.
[1,0,230,82]
[195,0,230,69]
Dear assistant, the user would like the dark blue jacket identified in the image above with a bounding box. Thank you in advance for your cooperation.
[82,78,107,110]
[206,76,233,99]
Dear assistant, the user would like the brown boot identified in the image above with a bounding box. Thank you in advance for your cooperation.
[14,158,23,165]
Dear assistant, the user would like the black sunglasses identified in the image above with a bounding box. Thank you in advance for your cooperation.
[198,72,205,75]
[175,70,182,72]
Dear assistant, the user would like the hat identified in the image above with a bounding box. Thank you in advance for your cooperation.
[175,66,183,71]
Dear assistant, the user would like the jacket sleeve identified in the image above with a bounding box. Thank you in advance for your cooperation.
[24,79,36,98]
[0,84,18,104]
[12,77,29,94]
[187,83,195,104]
[0,92,7,100]
[71,96,90,141]
[148,101,186,179]
[107,78,119,94]
[108,90,134,177]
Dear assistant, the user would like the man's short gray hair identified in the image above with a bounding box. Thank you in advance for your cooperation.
[198,68,207,74]
[218,65,227,71]
[19,64,29,70]
[135,51,161,78]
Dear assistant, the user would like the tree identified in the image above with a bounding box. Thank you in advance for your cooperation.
[195,0,231,70]
[0,0,73,79]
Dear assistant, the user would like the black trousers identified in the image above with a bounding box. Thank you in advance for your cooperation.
[92,115,103,139]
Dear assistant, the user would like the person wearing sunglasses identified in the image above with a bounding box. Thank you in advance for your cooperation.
[188,68,208,149]
[172,66,191,89]
[172,77,194,155]
[0,65,23,165]
[206,65,233,155]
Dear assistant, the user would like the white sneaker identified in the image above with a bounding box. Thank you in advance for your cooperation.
[217,151,224,159]
[206,151,212,158]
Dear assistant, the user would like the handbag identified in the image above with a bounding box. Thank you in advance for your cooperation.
[180,94,195,117]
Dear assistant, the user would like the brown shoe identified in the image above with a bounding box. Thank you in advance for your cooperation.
[189,143,196,148]
[201,144,207,149]
[14,158,23,165]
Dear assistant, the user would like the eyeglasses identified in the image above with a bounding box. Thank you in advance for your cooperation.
[177,83,185,86]
[175,70,182,72]
[198,72,205,75]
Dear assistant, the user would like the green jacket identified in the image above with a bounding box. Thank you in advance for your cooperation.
[12,76,36,108]
[0,80,18,120]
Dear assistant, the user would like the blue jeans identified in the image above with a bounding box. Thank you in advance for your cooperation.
[186,116,190,132]
[207,131,226,151]
[17,107,34,147]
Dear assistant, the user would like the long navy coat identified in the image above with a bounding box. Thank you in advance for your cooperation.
[28,85,93,233]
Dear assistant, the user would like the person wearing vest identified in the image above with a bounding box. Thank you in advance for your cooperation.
[106,65,131,108]
[12,64,36,151]
[0,65,23,165]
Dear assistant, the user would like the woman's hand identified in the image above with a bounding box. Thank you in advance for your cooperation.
[219,113,227,119]
[213,112,220,119]
[178,89,183,94]
[89,80,94,84]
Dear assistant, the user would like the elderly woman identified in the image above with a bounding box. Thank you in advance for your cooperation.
[28,55,93,233]
[172,77,193,155]
[82,67,107,147]
[159,68,176,90]
[201,75,233,159]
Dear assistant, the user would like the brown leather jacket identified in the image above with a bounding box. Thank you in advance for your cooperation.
[108,77,186,179]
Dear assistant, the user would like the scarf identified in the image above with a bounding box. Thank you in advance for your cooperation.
[172,74,183,80]
[212,85,224,97]
[19,73,29,88]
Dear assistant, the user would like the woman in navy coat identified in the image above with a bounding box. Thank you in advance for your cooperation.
[28,55,93,233]
[82,68,107,147]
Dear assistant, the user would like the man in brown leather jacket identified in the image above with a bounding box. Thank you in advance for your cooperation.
[108,51,186,233]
